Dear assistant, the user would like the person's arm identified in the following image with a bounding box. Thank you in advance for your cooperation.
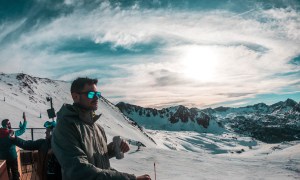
[97,125,115,159]
[12,136,45,150]
[52,120,136,180]
[15,112,27,136]
[107,142,116,158]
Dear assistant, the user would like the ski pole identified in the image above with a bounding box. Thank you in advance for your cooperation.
[154,162,156,180]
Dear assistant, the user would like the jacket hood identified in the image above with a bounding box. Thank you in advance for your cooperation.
[0,128,9,138]
[57,104,101,125]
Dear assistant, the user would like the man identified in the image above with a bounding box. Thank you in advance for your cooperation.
[0,112,27,180]
[52,77,151,180]
[10,120,61,180]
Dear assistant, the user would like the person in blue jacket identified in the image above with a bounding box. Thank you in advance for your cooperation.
[10,120,61,180]
[0,112,27,180]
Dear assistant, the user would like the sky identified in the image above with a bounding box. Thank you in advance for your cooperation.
[0,0,300,109]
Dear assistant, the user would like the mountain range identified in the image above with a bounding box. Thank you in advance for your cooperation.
[117,99,300,143]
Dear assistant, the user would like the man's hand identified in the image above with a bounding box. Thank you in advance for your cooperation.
[23,112,26,121]
[120,139,130,153]
[136,174,151,180]
[8,130,15,140]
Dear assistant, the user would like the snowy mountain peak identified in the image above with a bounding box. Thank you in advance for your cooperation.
[117,102,211,127]
[251,102,268,110]
[16,73,57,85]
[285,98,297,105]
[116,102,224,134]
[269,98,298,114]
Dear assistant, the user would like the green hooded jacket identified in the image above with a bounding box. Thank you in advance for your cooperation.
[0,120,27,160]
[52,104,136,180]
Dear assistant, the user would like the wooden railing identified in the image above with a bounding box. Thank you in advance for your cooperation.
[0,146,38,180]
[0,160,9,180]
[1,128,45,180]
[1,127,46,180]
[0,148,23,180]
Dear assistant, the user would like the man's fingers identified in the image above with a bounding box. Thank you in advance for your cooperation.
[136,174,151,180]
[23,112,26,120]
[120,143,129,152]
[120,140,130,152]
[144,174,151,179]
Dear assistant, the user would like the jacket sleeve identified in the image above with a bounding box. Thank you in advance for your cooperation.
[13,137,44,150]
[98,125,115,159]
[15,121,27,137]
[107,142,116,159]
[52,119,136,180]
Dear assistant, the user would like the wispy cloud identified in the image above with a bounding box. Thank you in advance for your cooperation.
[0,0,299,108]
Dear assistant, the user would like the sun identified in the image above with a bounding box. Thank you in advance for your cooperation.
[180,46,219,82]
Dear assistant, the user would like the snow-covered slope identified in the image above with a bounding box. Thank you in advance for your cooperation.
[112,140,300,180]
[0,73,156,147]
[98,97,156,147]
[1,73,299,179]
[0,73,70,128]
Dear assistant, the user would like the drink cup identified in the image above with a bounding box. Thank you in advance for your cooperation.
[113,136,124,159]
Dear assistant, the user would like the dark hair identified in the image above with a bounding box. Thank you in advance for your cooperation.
[1,119,9,127]
[71,77,98,93]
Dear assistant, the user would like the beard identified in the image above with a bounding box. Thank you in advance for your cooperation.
[74,101,98,111]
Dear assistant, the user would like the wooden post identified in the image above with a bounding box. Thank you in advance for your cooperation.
[0,160,9,180]
[17,147,23,179]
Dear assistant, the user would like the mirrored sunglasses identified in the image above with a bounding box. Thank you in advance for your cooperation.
[79,91,101,99]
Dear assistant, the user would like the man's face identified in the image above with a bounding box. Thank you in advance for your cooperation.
[73,84,99,111]
[6,121,11,129]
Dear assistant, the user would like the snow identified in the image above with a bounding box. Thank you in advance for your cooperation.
[0,73,299,179]
[112,142,300,180]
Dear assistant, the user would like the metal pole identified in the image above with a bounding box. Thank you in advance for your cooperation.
[31,128,34,141]
[50,98,54,121]
[154,162,156,180]
[50,98,53,109]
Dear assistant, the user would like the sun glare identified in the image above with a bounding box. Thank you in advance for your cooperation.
[181,46,219,82]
